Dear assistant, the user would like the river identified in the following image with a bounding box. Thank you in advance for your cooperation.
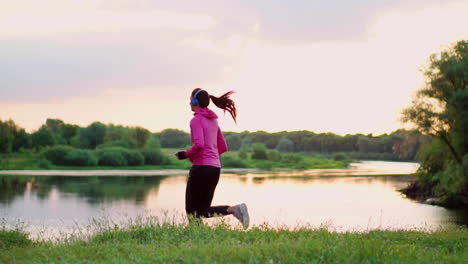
[0,161,466,239]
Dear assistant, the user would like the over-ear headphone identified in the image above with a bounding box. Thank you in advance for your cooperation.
[191,89,204,106]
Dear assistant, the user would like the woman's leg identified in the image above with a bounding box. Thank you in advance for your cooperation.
[185,165,230,219]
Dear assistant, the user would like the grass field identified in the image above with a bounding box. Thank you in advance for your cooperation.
[1,219,466,264]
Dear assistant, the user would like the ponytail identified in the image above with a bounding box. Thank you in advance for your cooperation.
[210,91,237,123]
[191,88,237,123]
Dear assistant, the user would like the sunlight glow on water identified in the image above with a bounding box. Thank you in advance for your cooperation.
[0,162,466,239]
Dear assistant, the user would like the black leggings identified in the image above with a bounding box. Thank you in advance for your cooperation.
[185,165,230,219]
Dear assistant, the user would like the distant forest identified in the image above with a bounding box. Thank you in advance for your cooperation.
[0,118,430,162]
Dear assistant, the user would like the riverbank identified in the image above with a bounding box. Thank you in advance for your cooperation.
[401,180,468,210]
[0,161,419,176]
[1,223,466,263]
[0,150,350,171]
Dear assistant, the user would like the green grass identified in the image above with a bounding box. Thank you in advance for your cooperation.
[1,220,466,264]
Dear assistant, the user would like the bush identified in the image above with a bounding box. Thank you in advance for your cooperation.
[433,162,466,207]
[96,148,128,166]
[36,158,52,169]
[267,150,282,161]
[64,149,98,166]
[221,156,248,168]
[333,153,347,161]
[44,145,74,165]
[416,140,450,184]
[126,150,145,166]
[282,153,303,164]
[140,149,168,165]
[97,140,132,149]
[238,150,248,159]
[251,143,268,160]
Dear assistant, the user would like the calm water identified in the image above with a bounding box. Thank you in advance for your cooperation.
[0,161,466,239]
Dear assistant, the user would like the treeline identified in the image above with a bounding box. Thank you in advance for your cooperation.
[159,128,430,161]
[0,119,168,166]
[1,118,429,164]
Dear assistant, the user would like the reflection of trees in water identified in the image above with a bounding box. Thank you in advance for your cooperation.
[248,175,415,186]
[39,176,168,204]
[249,175,343,185]
[0,175,168,205]
[0,175,31,204]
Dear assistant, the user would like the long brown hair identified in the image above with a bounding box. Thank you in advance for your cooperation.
[191,88,237,123]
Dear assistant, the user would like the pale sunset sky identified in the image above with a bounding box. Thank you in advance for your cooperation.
[1,0,467,135]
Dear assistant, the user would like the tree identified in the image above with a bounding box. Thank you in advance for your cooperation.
[46,118,64,133]
[12,128,31,151]
[402,40,468,207]
[251,143,268,160]
[225,133,242,150]
[61,123,79,145]
[159,129,190,148]
[402,40,468,164]
[0,119,16,153]
[79,122,107,149]
[133,127,151,148]
[31,125,55,149]
[276,136,294,153]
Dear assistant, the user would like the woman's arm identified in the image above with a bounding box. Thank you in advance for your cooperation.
[217,127,228,155]
[185,118,205,158]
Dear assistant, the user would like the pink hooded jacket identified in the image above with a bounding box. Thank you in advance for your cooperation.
[185,108,228,168]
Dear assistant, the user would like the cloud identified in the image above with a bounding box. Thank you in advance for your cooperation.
[3,0,462,102]
[149,0,464,44]
[0,10,216,38]
[0,1,247,102]
[1,0,467,134]
[0,30,245,101]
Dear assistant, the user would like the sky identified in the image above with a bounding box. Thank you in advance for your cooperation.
[1,0,467,135]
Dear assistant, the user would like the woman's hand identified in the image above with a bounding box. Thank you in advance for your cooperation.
[175,151,187,160]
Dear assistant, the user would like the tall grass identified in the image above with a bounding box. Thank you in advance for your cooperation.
[1,215,466,264]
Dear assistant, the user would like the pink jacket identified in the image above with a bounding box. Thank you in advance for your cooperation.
[185,108,228,168]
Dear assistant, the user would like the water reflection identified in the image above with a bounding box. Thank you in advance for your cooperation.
[0,171,466,239]
[0,175,167,205]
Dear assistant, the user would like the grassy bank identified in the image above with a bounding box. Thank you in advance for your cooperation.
[0,149,350,171]
[1,222,466,264]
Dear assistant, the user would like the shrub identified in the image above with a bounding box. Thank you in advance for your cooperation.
[64,149,98,166]
[140,149,168,165]
[267,150,282,161]
[97,140,131,149]
[251,143,268,160]
[44,145,74,165]
[333,153,347,161]
[126,150,145,166]
[36,158,52,169]
[238,149,248,159]
[282,153,303,164]
[96,148,128,166]
[416,140,450,184]
[221,156,248,168]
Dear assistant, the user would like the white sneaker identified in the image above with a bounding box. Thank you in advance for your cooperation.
[232,203,249,229]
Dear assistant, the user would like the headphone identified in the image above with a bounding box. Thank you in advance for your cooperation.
[191,89,204,106]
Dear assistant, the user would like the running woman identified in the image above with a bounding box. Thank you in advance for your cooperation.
[175,88,249,229]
